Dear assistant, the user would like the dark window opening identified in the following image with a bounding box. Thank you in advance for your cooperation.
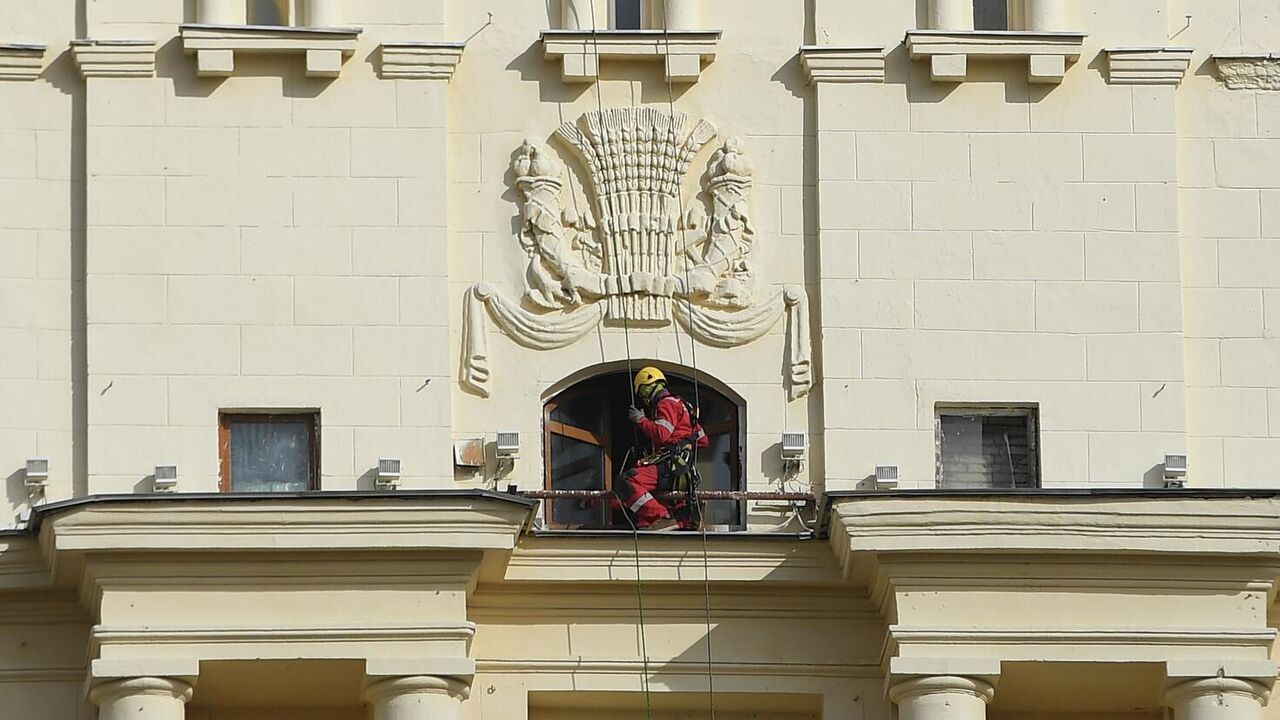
[615,0,644,29]
[247,0,288,25]
[974,0,1010,30]
[544,370,743,530]
[937,406,1039,489]
[219,411,320,493]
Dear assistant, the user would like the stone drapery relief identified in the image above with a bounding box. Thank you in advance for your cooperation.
[463,107,811,400]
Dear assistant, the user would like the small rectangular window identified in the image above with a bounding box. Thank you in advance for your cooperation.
[614,0,644,29]
[219,411,320,493]
[936,405,1039,490]
[974,0,1010,30]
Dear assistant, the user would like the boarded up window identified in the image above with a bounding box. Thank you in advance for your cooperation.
[974,0,1010,30]
[219,412,320,493]
[937,406,1039,489]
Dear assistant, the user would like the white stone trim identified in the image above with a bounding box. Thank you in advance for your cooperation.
[378,42,465,80]
[905,29,1086,84]
[179,23,361,78]
[540,29,720,83]
[71,40,157,78]
[1105,47,1194,86]
[0,43,46,80]
[1213,53,1280,90]
[798,46,886,84]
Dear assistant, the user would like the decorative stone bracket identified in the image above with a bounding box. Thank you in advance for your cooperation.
[378,42,465,80]
[906,29,1086,84]
[1214,54,1280,90]
[0,43,46,80]
[179,23,361,78]
[71,40,157,78]
[541,29,720,83]
[799,46,886,84]
[1104,47,1193,86]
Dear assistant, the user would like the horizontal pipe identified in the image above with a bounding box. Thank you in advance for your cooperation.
[520,490,814,501]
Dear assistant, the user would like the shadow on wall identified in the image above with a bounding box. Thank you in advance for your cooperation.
[5,469,27,525]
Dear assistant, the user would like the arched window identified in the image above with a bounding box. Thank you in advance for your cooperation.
[543,368,743,531]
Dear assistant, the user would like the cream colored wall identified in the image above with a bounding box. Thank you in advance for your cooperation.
[78,2,454,493]
[1171,0,1280,487]
[445,0,818,504]
[0,5,80,526]
[815,0,1189,491]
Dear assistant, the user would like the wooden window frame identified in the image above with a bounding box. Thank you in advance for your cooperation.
[218,411,321,493]
[934,404,1040,490]
[542,371,744,530]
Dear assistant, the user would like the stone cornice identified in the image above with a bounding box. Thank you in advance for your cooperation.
[503,535,841,583]
[0,43,46,80]
[798,45,886,84]
[540,29,721,83]
[39,495,533,554]
[179,23,361,78]
[906,29,1086,84]
[1104,47,1194,85]
[1213,53,1280,90]
[90,623,476,661]
[71,40,157,78]
[378,42,465,80]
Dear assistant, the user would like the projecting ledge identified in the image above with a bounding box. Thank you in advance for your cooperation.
[799,46,886,84]
[71,40,157,78]
[179,23,361,78]
[0,43,47,80]
[378,42,465,80]
[541,29,720,83]
[1104,47,1193,86]
[1213,53,1280,90]
[906,29,1086,84]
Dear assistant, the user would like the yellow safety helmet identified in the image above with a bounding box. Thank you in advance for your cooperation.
[633,366,667,393]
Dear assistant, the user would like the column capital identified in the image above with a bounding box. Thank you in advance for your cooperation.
[1164,677,1272,708]
[889,675,996,705]
[88,677,194,706]
[362,675,471,705]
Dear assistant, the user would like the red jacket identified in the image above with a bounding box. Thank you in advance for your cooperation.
[637,391,709,450]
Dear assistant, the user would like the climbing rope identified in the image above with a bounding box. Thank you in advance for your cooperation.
[585,6,652,720]
[660,3,718,718]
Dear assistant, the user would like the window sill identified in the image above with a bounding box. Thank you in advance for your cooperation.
[905,29,1087,84]
[1213,53,1280,91]
[798,45,886,84]
[71,39,157,78]
[0,43,46,81]
[179,23,362,78]
[540,29,721,83]
[1104,47,1193,86]
[378,41,465,80]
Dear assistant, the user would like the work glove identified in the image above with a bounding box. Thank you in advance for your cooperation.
[627,406,645,423]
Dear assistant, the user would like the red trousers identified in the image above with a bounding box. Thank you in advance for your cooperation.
[618,465,671,527]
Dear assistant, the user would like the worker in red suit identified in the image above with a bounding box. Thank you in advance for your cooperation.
[617,366,709,531]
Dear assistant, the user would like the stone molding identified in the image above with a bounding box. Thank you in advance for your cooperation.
[90,623,478,661]
[362,675,471,704]
[378,42,465,80]
[41,496,533,554]
[70,40,157,78]
[1163,678,1272,708]
[1213,54,1280,90]
[887,675,997,704]
[87,677,195,706]
[540,29,720,82]
[891,627,1277,651]
[0,43,46,80]
[1104,47,1194,85]
[905,29,1086,84]
[798,46,886,84]
[179,23,361,78]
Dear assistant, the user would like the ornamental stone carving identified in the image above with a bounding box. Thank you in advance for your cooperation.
[463,108,811,400]
[1214,55,1280,90]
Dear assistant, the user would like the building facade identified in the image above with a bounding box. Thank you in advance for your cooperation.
[2,0,1280,717]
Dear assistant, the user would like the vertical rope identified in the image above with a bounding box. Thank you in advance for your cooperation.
[661,3,717,719]
[586,6,650,720]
